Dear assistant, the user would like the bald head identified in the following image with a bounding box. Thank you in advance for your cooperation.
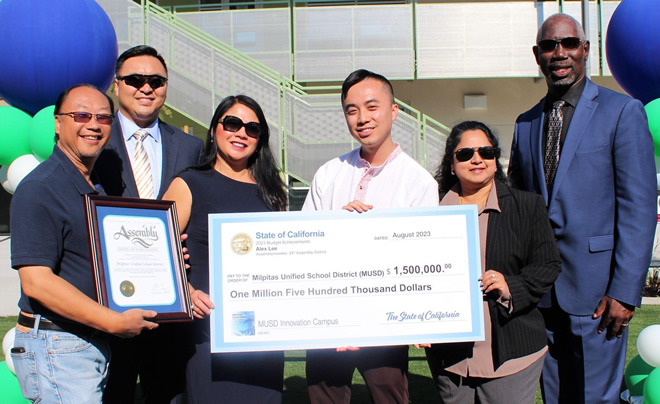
[533,13,589,91]
[537,14,585,44]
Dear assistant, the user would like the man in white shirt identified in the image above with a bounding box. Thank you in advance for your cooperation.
[303,69,439,404]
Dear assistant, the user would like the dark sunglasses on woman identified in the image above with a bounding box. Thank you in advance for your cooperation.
[454,146,497,162]
[221,115,261,138]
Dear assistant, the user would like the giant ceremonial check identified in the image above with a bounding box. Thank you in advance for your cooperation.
[208,206,485,353]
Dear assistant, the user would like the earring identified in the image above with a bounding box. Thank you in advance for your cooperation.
[451,169,455,175]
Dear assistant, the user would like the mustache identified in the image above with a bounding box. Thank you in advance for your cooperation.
[548,62,573,70]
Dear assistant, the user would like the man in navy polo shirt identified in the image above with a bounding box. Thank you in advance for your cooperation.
[9,84,158,402]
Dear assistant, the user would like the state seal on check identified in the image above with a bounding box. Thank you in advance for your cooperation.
[231,233,253,255]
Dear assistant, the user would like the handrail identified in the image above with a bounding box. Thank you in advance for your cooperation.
[123,0,451,183]
[144,1,442,128]
[153,5,310,99]
[173,1,290,12]
[170,0,409,13]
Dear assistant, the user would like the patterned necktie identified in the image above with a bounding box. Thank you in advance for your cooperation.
[544,100,565,188]
[133,129,154,199]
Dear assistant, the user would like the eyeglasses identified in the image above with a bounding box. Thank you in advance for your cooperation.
[536,37,583,52]
[116,74,168,89]
[56,112,114,125]
[454,146,497,162]
[221,115,261,139]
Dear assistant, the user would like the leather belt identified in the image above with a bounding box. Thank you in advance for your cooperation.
[18,312,93,335]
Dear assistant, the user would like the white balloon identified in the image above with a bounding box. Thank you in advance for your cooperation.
[0,164,14,194]
[2,327,16,375]
[7,154,40,191]
[637,324,660,367]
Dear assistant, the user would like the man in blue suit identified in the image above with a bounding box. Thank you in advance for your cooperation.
[95,45,204,200]
[509,14,656,404]
[94,45,204,403]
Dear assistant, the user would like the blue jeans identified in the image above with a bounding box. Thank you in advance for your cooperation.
[11,315,110,403]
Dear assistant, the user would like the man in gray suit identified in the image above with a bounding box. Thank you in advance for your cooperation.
[95,45,203,403]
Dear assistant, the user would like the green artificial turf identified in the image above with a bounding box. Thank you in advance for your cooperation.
[1,305,657,403]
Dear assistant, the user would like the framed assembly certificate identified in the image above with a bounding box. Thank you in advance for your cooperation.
[85,195,193,322]
[208,206,484,352]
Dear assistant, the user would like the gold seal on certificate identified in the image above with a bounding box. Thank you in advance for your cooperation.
[231,233,253,255]
[120,280,135,297]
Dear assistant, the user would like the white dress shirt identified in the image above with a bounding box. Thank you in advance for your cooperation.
[302,144,439,211]
[117,110,163,196]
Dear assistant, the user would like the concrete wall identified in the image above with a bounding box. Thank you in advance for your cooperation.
[392,76,624,167]
[0,237,20,316]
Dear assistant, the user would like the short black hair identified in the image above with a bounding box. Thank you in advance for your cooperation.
[115,45,168,76]
[341,69,394,105]
[54,84,115,141]
[435,121,506,194]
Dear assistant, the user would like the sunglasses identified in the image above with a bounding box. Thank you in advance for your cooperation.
[537,37,583,52]
[56,111,114,125]
[454,146,497,162]
[116,74,168,89]
[221,115,261,139]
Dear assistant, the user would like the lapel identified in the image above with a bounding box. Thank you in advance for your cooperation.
[549,79,598,205]
[158,121,176,199]
[485,180,509,272]
[110,121,139,197]
[528,102,548,202]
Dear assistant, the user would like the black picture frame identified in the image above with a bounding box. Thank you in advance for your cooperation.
[85,195,192,322]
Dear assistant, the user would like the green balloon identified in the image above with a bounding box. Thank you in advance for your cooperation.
[626,354,655,396]
[29,105,56,162]
[646,98,660,157]
[644,367,660,404]
[0,106,32,165]
[0,361,29,403]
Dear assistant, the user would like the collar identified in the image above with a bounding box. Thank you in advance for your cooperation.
[356,143,403,174]
[117,110,161,143]
[545,77,586,109]
[442,181,501,214]
[483,182,500,213]
[50,145,100,195]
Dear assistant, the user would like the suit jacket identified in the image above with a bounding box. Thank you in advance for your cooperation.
[509,78,657,316]
[94,119,204,199]
[431,180,561,369]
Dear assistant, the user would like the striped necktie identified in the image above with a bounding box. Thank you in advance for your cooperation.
[544,100,565,189]
[133,129,154,199]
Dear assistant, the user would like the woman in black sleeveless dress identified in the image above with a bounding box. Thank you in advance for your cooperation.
[164,95,287,403]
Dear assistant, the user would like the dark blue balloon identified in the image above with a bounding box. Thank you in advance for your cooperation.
[0,0,117,116]
[606,0,660,105]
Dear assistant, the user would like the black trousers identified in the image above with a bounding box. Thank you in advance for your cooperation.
[103,323,193,404]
